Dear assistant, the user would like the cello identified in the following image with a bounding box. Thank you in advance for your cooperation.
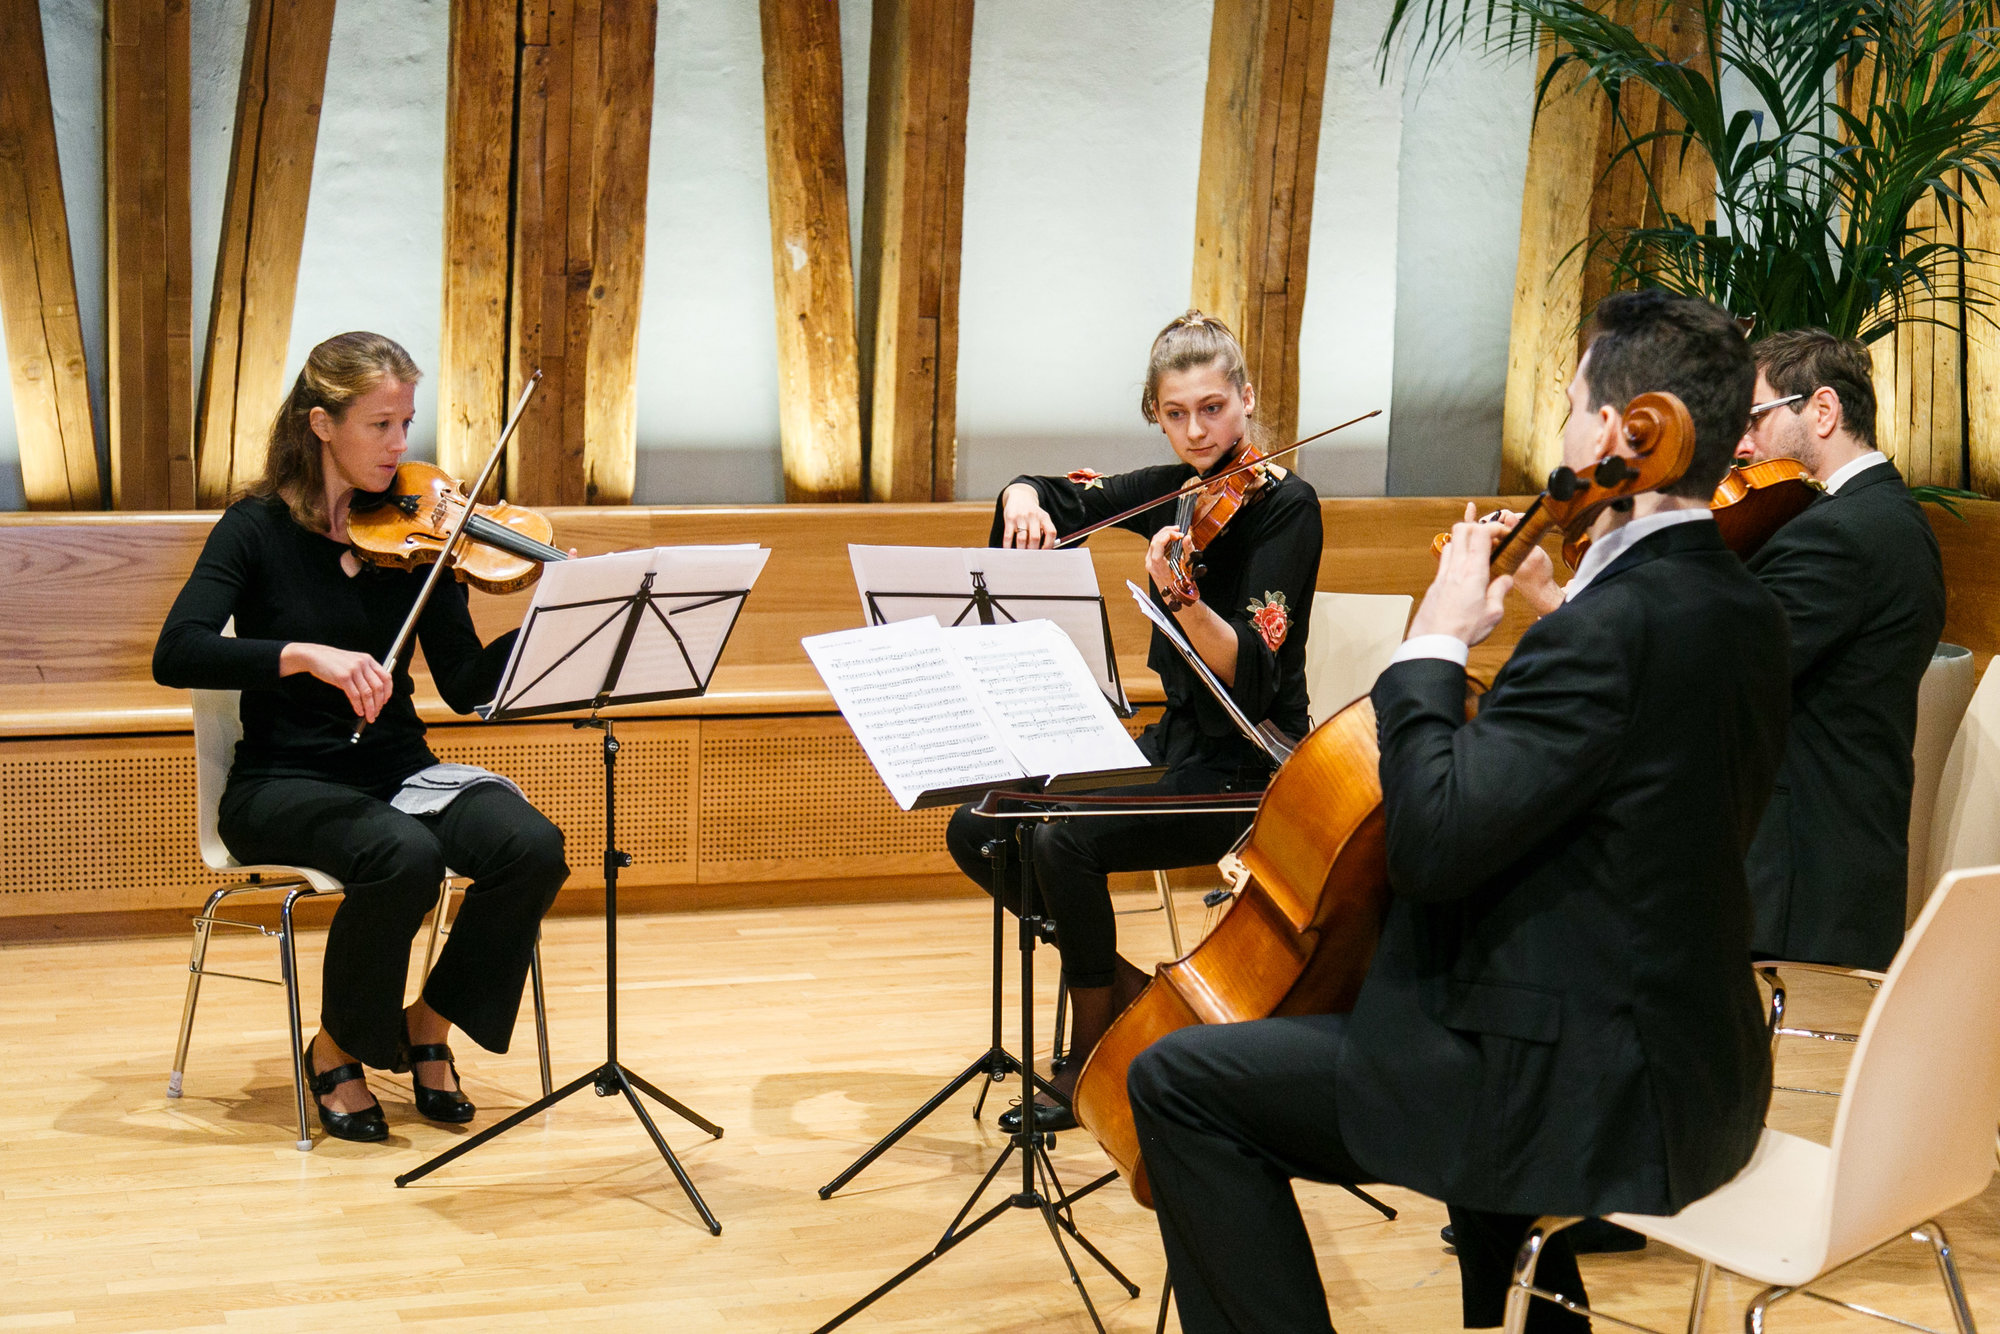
[997,392,1696,1206]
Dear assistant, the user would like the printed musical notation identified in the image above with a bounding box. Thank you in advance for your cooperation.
[803,617,1147,810]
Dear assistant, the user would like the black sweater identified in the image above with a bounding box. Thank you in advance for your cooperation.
[153,495,517,794]
[996,461,1322,770]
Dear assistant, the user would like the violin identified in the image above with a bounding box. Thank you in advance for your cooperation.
[1157,438,1275,609]
[349,461,567,596]
[1559,456,1817,569]
[349,372,544,743]
[1040,391,1695,1206]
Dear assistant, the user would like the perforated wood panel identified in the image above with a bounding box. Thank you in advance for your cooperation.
[698,716,955,881]
[0,736,209,912]
[427,720,697,887]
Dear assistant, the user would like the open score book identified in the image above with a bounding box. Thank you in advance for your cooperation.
[803,617,1152,810]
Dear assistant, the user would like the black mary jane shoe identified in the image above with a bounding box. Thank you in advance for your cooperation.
[394,1018,476,1124]
[997,1096,1078,1135]
[303,1042,389,1143]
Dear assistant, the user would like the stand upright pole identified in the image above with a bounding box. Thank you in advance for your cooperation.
[395,718,726,1235]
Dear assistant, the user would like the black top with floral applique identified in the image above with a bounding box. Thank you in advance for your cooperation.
[993,460,1322,773]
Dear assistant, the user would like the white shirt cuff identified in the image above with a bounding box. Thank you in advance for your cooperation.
[1390,634,1470,668]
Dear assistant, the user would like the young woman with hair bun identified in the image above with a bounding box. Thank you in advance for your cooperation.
[944,311,1323,1132]
[154,331,568,1143]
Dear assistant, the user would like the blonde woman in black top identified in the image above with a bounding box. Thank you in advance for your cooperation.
[155,332,568,1143]
[945,312,1323,1132]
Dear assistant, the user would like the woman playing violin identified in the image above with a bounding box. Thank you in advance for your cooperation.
[945,311,1323,1131]
[154,331,568,1143]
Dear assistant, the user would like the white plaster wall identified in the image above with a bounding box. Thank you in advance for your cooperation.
[952,0,1212,498]
[1385,41,1535,496]
[285,0,449,462]
[1294,0,1403,498]
[1,1,1533,511]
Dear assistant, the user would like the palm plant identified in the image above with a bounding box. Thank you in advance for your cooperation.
[1383,0,2000,346]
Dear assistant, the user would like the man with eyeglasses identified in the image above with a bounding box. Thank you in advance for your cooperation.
[1735,328,1946,972]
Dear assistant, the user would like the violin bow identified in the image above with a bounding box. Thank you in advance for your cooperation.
[1051,409,1381,549]
[350,370,542,744]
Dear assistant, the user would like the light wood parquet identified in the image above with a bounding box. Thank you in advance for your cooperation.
[2,891,1995,1332]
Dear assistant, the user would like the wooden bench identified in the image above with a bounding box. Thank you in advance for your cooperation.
[5,495,1995,936]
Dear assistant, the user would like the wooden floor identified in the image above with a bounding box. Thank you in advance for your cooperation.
[3,888,1996,1332]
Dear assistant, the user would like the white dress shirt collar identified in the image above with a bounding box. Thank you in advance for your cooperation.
[1823,450,1890,496]
[1563,507,1715,603]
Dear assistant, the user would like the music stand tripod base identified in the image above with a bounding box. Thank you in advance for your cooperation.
[393,716,725,1235]
[811,826,1137,1334]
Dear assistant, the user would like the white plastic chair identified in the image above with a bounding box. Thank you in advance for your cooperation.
[1505,864,2000,1334]
[166,684,551,1150]
[1761,649,1988,1092]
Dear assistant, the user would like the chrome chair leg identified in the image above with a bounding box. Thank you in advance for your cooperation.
[530,937,552,1098]
[1758,966,1786,1064]
[421,880,453,977]
[1918,1220,1979,1334]
[1503,1216,1581,1334]
[1686,1260,1713,1334]
[1153,869,1184,957]
[168,885,234,1097]
[280,887,315,1153]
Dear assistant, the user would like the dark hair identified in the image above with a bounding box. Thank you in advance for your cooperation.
[1581,290,1755,499]
[1751,328,1878,450]
[249,331,421,531]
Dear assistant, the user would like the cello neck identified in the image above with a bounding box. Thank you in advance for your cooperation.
[1487,496,1555,577]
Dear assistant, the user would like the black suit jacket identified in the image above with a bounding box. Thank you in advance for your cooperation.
[1341,520,1789,1217]
[1745,462,1947,970]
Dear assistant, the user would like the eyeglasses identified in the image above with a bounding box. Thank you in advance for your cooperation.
[1748,393,1804,418]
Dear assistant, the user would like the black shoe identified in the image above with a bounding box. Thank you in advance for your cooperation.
[997,1097,1078,1134]
[303,1041,388,1143]
[395,1015,475,1124]
[1439,1219,1646,1254]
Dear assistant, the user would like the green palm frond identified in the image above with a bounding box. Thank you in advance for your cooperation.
[1385,0,2000,342]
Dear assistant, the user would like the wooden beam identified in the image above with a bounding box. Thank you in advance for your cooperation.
[760,0,863,502]
[1967,189,2000,494]
[579,0,657,505]
[1189,0,1336,450]
[0,0,101,509]
[193,0,335,505]
[858,0,973,502]
[105,0,193,511]
[507,0,657,506]
[437,0,519,493]
[1870,196,1966,488]
[1500,7,1713,491]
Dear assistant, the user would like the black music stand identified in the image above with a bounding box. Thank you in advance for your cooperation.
[811,814,1138,1333]
[817,572,1152,1200]
[394,552,764,1236]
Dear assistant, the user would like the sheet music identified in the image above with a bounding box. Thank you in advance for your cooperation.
[620,546,771,689]
[941,620,1146,781]
[849,544,1123,706]
[803,618,1024,810]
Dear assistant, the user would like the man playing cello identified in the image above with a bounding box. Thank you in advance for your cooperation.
[1127,290,1791,1331]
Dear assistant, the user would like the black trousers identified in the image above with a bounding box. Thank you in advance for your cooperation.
[1129,1015,1590,1333]
[219,776,568,1070]
[943,752,1256,987]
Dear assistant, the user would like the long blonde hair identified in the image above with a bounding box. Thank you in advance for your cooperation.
[1139,310,1257,438]
[250,331,421,531]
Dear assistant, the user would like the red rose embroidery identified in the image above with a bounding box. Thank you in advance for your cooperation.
[1246,591,1290,651]
[1065,467,1106,489]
